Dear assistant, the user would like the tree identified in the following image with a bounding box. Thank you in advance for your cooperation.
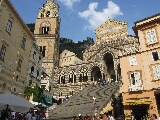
[24,85,43,103]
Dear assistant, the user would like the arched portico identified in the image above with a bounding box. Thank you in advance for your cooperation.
[103,53,116,82]
[91,66,102,81]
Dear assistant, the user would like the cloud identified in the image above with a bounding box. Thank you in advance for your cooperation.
[78,1,123,30]
[58,0,81,9]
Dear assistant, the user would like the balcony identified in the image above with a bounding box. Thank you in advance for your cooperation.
[128,83,144,92]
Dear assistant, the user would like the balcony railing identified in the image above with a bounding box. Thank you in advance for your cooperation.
[128,83,143,91]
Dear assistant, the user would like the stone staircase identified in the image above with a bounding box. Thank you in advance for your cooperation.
[49,81,122,119]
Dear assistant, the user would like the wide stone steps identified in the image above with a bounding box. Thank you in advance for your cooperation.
[49,81,122,119]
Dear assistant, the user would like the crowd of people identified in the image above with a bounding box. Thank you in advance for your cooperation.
[72,113,116,120]
[0,109,46,120]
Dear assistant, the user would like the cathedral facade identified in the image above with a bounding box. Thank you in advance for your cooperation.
[53,19,140,98]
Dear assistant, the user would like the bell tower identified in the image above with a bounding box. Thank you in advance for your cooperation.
[34,0,60,77]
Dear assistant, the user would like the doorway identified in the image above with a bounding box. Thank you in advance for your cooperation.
[132,105,148,120]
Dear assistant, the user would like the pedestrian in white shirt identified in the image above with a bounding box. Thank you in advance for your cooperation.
[25,112,32,120]
[93,96,96,105]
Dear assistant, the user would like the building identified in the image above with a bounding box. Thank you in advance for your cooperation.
[120,13,160,119]
[28,0,61,103]
[34,0,61,78]
[59,49,83,68]
[53,19,139,98]
[0,0,36,95]
[26,41,43,87]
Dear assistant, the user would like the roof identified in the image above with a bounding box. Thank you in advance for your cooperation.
[135,13,160,24]
[5,0,35,41]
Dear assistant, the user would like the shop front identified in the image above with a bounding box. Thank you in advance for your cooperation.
[122,90,158,120]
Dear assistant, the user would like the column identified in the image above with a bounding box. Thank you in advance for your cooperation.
[87,71,91,82]
[114,69,118,82]
[60,76,61,84]
[102,73,104,80]
[76,74,80,83]
[93,77,95,82]
[73,74,75,84]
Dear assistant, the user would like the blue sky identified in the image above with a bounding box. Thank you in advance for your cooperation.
[10,0,160,42]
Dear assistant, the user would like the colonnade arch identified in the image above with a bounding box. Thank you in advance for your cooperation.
[91,66,102,81]
[103,52,116,82]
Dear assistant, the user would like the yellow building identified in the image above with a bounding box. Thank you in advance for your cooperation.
[59,49,83,67]
[26,42,43,87]
[0,0,36,95]
[120,13,160,119]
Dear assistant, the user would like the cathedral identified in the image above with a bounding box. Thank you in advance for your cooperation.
[32,0,140,99]
[32,1,139,99]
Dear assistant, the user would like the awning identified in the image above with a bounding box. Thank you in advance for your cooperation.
[100,105,113,114]
[123,99,152,105]
[45,97,50,103]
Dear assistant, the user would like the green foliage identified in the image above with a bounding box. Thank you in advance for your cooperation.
[59,37,94,59]
[24,85,43,102]
[26,23,35,34]
[24,86,33,95]
[32,85,43,102]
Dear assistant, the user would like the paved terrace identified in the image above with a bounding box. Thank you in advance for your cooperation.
[49,81,122,119]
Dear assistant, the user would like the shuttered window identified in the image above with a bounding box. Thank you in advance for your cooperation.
[146,29,157,45]
[152,65,160,80]
[129,56,137,66]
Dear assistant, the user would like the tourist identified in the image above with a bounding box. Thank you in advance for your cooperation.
[25,112,32,120]
[94,81,97,86]
[31,114,36,120]
[96,114,101,120]
[72,114,77,120]
[93,96,96,105]
[151,114,157,120]
[102,114,108,120]
[108,114,114,120]
[89,114,93,120]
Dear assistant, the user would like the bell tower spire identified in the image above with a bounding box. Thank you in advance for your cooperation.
[34,0,61,77]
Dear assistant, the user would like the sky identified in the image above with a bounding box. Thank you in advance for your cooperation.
[10,0,160,42]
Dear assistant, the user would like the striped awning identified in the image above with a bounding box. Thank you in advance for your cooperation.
[100,105,113,114]
[123,99,152,105]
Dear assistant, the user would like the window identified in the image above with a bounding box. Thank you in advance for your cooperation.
[130,73,135,85]
[33,51,36,59]
[152,52,160,61]
[21,37,26,49]
[0,45,6,61]
[42,27,49,34]
[41,85,46,90]
[6,20,12,33]
[46,11,50,17]
[38,56,41,63]
[17,59,22,71]
[14,88,16,92]
[37,70,39,77]
[15,75,18,81]
[146,29,157,45]
[129,56,137,66]
[152,65,160,80]
[130,72,141,85]
[31,66,34,74]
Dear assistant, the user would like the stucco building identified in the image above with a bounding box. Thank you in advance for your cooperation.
[26,42,43,87]
[0,0,38,95]
[120,13,160,119]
